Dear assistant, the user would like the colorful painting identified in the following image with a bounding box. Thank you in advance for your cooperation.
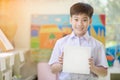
[106,45,120,67]
[31,15,72,49]
[31,14,105,62]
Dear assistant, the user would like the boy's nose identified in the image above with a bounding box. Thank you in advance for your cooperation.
[78,21,82,25]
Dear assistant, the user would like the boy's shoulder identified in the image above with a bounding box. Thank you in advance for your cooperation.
[90,36,104,46]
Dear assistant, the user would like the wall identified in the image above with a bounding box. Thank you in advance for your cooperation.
[6,0,80,49]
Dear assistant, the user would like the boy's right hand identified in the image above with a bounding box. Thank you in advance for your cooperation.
[51,53,64,74]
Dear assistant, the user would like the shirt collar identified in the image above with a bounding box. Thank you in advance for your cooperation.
[70,31,90,41]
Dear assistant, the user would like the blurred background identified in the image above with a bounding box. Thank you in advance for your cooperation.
[0,0,120,80]
[0,0,120,48]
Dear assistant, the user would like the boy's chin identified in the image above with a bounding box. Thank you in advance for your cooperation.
[77,32,86,36]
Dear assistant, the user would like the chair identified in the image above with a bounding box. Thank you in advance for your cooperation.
[37,62,57,80]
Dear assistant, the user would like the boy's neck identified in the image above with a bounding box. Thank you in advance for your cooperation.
[75,32,86,38]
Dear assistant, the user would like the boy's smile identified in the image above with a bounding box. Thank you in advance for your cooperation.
[70,13,92,37]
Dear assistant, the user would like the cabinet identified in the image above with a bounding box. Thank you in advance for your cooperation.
[0,53,14,80]
[0,49,37,80]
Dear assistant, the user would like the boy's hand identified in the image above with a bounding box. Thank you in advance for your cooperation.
[51,63,62,74]
[89,57,95,72]
[89,57,108,76]
[58,52,64,65]
[51,52,64,74]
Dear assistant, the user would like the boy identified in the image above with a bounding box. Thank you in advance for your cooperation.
[49,2,108,80]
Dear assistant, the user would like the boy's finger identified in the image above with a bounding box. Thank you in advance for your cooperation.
[61,52,64,57]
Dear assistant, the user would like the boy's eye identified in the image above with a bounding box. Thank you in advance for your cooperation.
[74,19,78,21]
[82,19,88,22]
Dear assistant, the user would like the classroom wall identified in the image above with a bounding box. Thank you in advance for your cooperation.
[6,0,80,49]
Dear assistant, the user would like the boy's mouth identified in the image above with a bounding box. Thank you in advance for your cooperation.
[76,27,84,31]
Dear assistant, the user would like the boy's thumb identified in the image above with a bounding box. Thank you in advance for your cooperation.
[62,52,64,57]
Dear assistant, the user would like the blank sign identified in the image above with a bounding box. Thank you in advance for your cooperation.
[63,46,91,74]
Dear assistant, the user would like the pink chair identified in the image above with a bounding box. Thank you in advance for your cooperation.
[37,62,57,80]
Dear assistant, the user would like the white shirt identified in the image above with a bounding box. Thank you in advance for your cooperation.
[49,31,108,80]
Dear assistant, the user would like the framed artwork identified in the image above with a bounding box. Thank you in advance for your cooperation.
[31,14,106,62]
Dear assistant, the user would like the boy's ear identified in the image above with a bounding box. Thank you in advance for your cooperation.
[89,18,92,24]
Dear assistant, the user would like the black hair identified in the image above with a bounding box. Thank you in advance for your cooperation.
[70,2,94,18]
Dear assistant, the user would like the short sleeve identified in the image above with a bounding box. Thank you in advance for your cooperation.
[95,44,108,68]
[48,40,61,65]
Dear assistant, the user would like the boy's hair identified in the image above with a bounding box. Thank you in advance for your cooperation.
[70,2,94,18]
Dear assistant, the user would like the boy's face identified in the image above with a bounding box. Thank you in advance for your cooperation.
[70,13,92,37]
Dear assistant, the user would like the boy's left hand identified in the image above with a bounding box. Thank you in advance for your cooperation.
[89,57,108,76]
[89,57,95,72]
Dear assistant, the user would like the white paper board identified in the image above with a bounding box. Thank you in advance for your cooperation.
[63,46,91,74]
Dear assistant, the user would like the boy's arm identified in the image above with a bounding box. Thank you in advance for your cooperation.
[92,66,107,77]
[50,53,63,74]
[90,43,108,77]
[48,40,62,74]
[89,58,107,77]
